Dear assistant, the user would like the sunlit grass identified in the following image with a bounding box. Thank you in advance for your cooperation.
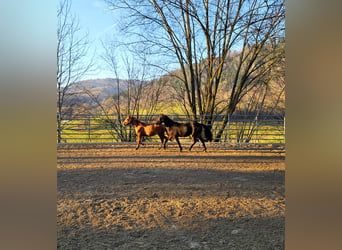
[58,118,285,144]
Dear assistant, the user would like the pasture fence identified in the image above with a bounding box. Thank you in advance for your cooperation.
[57,113,285,145]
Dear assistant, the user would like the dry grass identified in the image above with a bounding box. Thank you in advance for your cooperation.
[57,143,285,249]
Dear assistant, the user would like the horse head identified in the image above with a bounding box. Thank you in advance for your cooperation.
[122,115,132,126]
[156,114,166,125]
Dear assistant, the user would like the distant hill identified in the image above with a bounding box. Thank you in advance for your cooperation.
[68,78,130,102]
[77,78,128,95]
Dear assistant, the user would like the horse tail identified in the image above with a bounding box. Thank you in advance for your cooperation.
[192,121,213,142]
[203,124,213,142]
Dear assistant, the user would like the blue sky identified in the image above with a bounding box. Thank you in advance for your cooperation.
[70,0,122,80]
[71,0,116,41]
[68,0,181,81]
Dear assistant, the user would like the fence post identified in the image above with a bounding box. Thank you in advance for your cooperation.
[283,116,286,144]
[57,113,61,144]
[255,114,259,143]
[227,113,230,143]
[88,114,91,143]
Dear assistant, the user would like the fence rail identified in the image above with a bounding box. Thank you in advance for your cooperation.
[57,113,285,144]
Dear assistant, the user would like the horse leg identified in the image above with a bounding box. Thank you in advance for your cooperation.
[189,136,198,151]
[158,134,167,150]
[175,136,183,152]
[199,137,207,152]
[136,134,142,150]
[163,136,168,149]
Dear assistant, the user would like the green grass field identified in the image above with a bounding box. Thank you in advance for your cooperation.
[57,117,284,144]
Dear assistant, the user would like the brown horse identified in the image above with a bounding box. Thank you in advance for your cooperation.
[156,114,213,152]
[122,115,168,150]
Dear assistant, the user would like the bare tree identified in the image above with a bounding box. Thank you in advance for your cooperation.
[101,39,167,117]
[105,0,285,137]
[57,0,93,143]
[78,40,166,141]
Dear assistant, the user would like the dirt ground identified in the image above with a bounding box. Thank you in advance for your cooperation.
[57,143,285,250]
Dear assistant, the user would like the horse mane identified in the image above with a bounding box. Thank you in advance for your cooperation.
[131,116,147,126]
[160,114,180,126]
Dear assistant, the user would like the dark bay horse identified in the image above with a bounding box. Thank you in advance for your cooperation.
[122,115,168,150]
[156,114,213,152]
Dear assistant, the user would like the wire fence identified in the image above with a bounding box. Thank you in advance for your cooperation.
[57,113,285,145]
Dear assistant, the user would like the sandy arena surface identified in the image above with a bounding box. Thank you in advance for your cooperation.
[57,143,285,249]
